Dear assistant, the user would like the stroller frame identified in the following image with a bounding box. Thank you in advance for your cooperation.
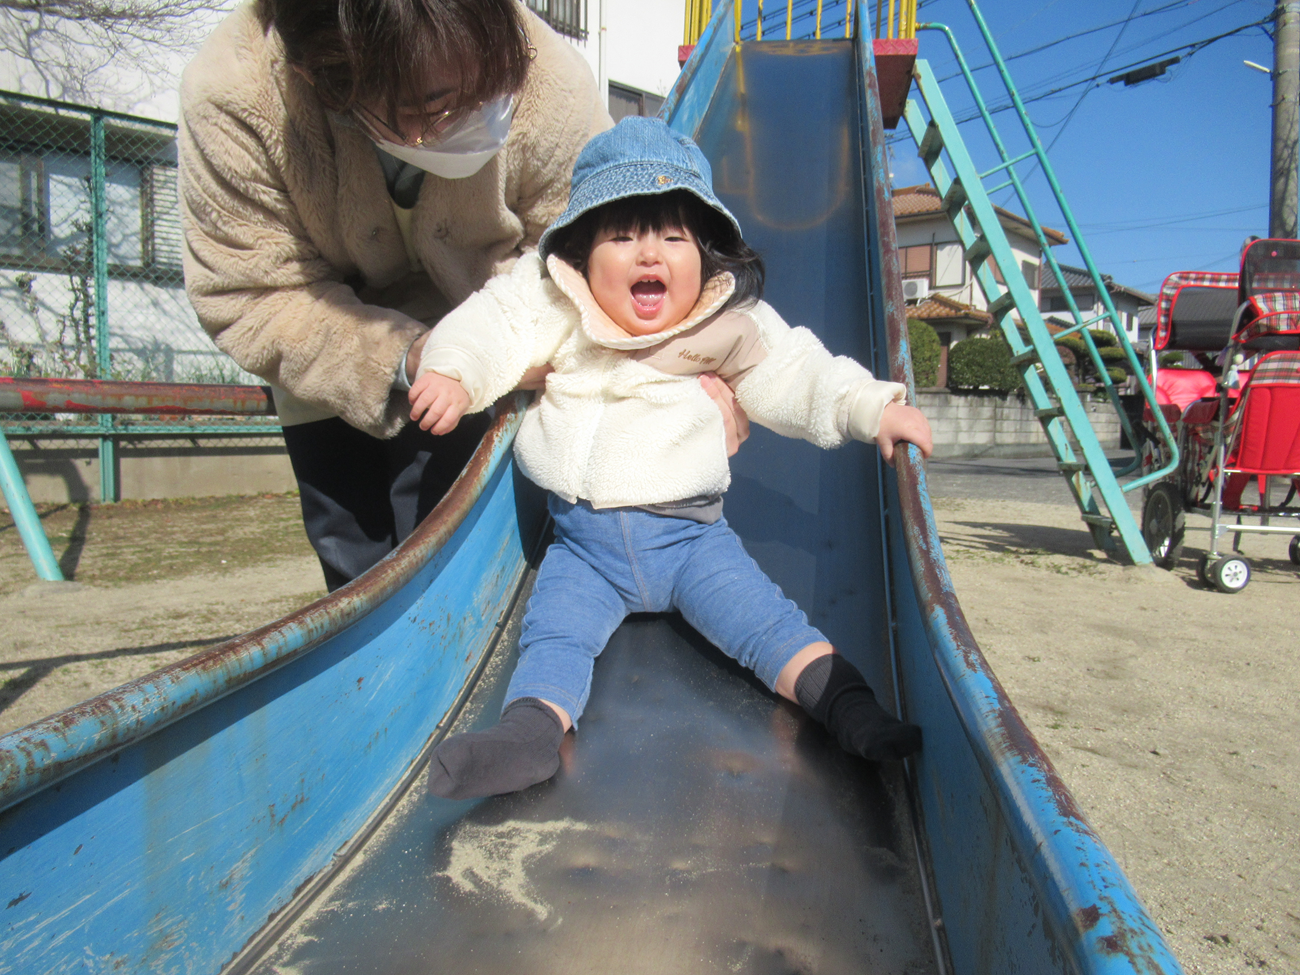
[1141,239,1300,592]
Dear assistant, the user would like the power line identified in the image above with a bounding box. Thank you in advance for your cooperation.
[931,0,1227,86]
[881,13,1266,153]
[945,15,1273,129]
[1080,203,1267,231]
[979,0,1258,110]
[1042,0,1144,156]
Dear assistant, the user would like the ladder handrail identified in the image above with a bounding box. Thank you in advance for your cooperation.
[907,61,1153,564]
[916,17,1179,495]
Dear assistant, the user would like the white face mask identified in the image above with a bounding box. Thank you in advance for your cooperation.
[372,95,515,179]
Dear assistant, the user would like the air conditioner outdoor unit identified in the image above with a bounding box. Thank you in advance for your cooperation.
[902,279,930,302]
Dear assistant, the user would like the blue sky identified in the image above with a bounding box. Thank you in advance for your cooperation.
[885,0,1282,294]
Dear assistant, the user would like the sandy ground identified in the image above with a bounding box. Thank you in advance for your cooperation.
[1,490,1296,973]
[935,497,1298,975]
[0,494,327,733]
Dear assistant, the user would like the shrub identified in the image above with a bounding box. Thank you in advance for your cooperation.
[1054,331,1132,386]
[907,318,942,387]
[1098,346,1130,366]
[1054,334,1088,361]
[1087,328,1118,348]
[947,335,1022,393]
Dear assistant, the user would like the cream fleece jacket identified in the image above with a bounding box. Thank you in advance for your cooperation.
[419,253,907,508]
[178,3,611,437]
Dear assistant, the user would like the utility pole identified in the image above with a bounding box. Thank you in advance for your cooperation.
[1270,0,1299,238]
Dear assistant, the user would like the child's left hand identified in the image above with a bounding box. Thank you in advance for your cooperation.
[876,402,933,466]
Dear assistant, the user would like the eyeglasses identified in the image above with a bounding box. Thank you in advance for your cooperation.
[351,99,483,147]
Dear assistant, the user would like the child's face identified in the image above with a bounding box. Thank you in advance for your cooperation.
[587,224,703,337]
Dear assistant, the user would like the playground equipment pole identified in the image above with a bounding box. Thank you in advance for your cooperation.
[1272,0,1299,238]
[0,434,64,581]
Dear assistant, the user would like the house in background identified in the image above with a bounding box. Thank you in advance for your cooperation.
[892,183,1068,386]
[1037,262,1154,345]
[526,0,681,122]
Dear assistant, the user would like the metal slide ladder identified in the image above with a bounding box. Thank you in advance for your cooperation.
[900,3,1179,564]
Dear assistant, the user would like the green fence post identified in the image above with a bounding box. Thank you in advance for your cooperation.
[89,113,117,502]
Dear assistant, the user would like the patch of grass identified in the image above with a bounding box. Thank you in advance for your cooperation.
[1,493,313,592]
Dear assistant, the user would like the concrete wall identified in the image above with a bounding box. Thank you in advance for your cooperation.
[915,389,1124,459]
[4,390,1129,507]
[3,439,296,505]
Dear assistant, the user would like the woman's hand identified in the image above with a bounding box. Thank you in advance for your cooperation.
[700,373,750,457]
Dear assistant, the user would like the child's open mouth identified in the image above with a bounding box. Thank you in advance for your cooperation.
[630,279,667,316]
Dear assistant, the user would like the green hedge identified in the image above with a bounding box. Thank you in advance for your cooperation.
[947,335,1022,393]
[1054,329,1131,384]
[907,318,942,387]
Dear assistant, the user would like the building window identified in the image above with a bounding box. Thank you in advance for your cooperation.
[1020,260,1037,289]
[933,241,963,287]
[0,141,179,278]
[901,244,932,278]
[608,82,665,123]
[525,0,587,40]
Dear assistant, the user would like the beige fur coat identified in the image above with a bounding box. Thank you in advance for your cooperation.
[179,3,610,436]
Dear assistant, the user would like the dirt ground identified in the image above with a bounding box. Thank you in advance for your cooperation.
[0,494,327,733]
[1,491,1296,974]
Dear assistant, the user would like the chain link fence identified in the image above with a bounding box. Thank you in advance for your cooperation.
[0,90,282,498]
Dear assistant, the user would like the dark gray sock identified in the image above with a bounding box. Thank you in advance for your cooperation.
[427,697,566,800]
[794,654,922,761]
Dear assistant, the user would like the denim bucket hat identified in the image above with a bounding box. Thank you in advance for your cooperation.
[538,116,743,260]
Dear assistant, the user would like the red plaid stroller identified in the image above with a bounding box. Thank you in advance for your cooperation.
[1140,239,1300,592]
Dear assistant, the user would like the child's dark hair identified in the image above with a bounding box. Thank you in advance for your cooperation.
[549,190,765,311]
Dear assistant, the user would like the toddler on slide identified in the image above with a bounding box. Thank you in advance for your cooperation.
[409,117,932,800]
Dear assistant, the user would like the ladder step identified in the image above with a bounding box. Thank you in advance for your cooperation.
[941,179,968,216]
[964,237,991,267]
[1080,514,1115,529]
[988,292,1017,321]
[1035,405,1064,419]
[1058,460,1088,473]
[1009,347,1038,367]
[917,122,944,166]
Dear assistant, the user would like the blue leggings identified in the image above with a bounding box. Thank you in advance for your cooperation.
[504,496,827,723]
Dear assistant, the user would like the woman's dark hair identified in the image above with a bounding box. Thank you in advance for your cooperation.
[549,190,765,311]
[259,0,531,127]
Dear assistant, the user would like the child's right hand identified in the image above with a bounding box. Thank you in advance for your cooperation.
[876,401,933,466]
[409,372,471,435]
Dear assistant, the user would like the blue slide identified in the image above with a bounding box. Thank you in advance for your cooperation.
[0,6,1184,974]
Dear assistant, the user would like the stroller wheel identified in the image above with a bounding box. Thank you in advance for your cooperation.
[1290,536,1300,566]
[1141,483,1184,569]
[1196,553,1212,587]
[1207,556,1251,594]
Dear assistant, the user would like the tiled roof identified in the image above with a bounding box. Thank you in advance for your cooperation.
[891,183,1069,245]
[910,292,993,324]
[1039,261,1156,304]
[1039,262,1101,292]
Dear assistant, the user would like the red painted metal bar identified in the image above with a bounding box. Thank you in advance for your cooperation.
[0,378,275,417]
